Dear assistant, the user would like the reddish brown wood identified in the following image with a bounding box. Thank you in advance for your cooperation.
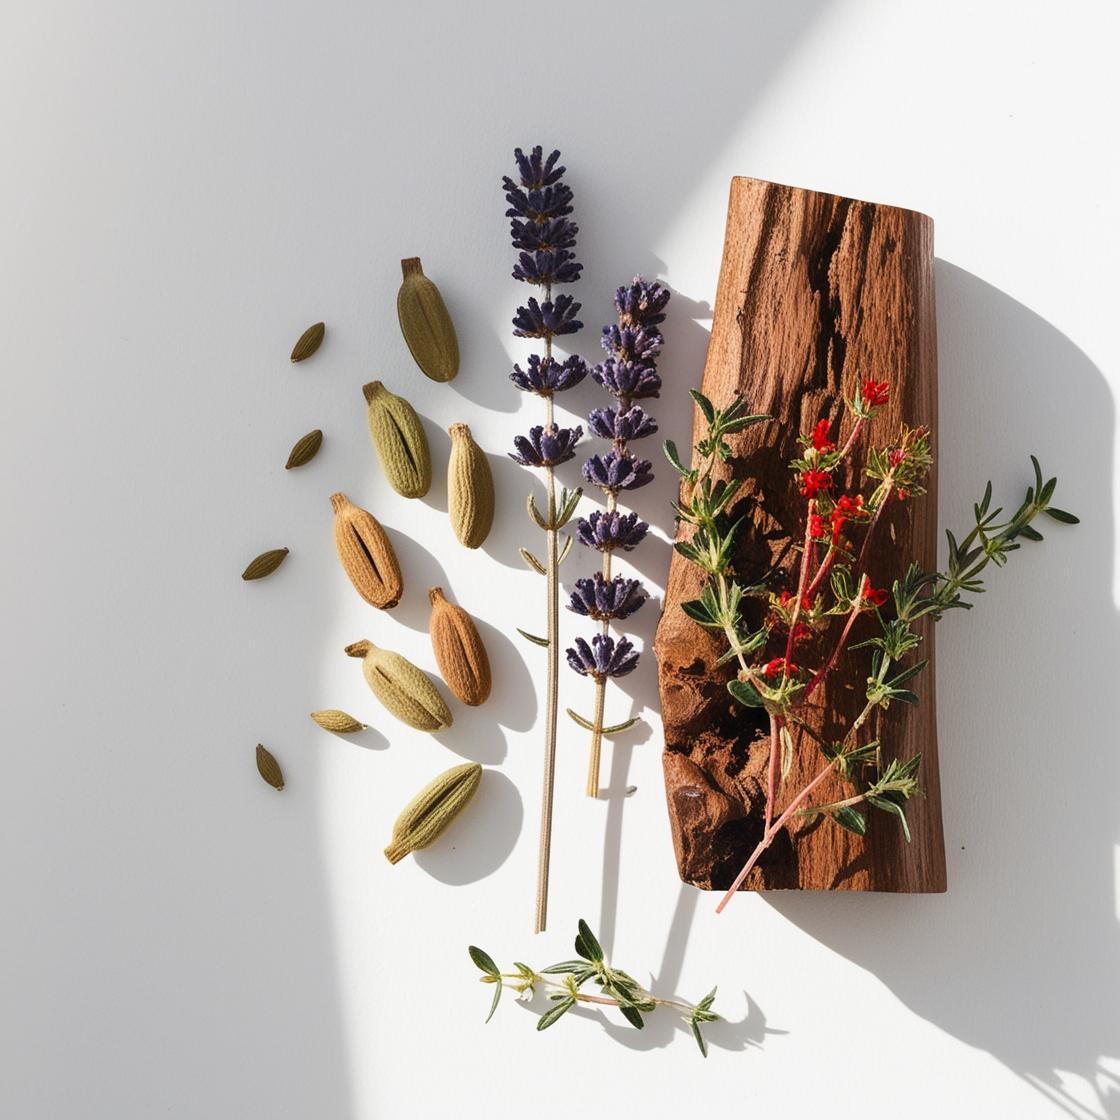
[654,177,946,893]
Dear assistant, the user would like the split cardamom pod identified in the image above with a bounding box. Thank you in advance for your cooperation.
[345,639,452,731]
[285,428,323,469]
[256,744,284,790]
[290,322,325,362]
[362,381,431,498]
[331,492,403,609]
[396,257,459,383]
[447,423,494,549]
[310,709,366,733]
[384,761,482,864]
[242,547,289,580]
[429,587,491,706]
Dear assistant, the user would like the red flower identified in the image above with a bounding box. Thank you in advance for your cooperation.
[778,590,811,612]
[810,419,835,452]
[800,469,832,497]
[861,378,890,408]
[809,513,827,540]
[897,489,908,502]
[762,657,794,678]
[863,586,889,608]
[834,494,866,517]
[889,447,906,468]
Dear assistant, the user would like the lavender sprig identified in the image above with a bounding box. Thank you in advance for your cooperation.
[567,277,669,796]
[505,146,584,934]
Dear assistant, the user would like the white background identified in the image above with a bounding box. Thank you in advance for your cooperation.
[2,2,1117,1117]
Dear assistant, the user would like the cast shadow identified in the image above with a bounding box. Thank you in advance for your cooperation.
[765,262,1119,1119]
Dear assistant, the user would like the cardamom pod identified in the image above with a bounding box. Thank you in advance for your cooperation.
[447,423,494,549]
[362,381,431,498]
[429,587,491,706]
[397,257,459,383]
[345,639,452,731]
[285,428,323,469]
[256,744,284,790]
[384,761,482,864]
[310,709,367,733]
[290,322,325,362]
[331,492,403,609]
[242,547,289,580]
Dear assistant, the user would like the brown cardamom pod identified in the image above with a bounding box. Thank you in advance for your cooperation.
[256,744,285,790]
[428,587,491,706]
[396,257,459,383]
[290,322,325,362]
[345,639,453,732]
[330,493,402,609]
[447,423,494,549]
[242,547,289,580]
[384,761,482,864]
[362,380,432,498]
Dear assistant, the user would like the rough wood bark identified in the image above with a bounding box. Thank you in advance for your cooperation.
[655,177,946,893]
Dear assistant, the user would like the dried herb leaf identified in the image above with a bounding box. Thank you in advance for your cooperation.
[241,547,289,580]
[290,322,325,362]
[256,744,284,790]
[285,429,323,469]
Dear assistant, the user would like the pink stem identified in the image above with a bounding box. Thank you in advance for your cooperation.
[783,498,816,669]
[803,575,867,704]
[764,713,782,832]
[805,545,837,598]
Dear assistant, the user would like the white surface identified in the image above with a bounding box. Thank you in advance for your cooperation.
[2,2,1117,1118]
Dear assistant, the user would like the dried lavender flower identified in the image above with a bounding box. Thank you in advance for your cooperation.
[583,451,654,492]
[511,216,579,253]
[510,423,583,468]
[511,354,588,396]
[601,324,663,364]
[588,405,658,442]
[566,634,640,679]
[567,574,647,620]
[614,277,671,328]
[512,295,583,338]
[576,509,649,552]
[592,358,662,400]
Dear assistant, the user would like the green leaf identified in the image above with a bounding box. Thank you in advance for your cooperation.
[536,998,575,1031]
[540,960,591,974]
[601,716,641,736]
[575,919,604,963]
[689,389,716,423]
[727,678,764,708]
[468,946,499,977]
[566,708,596,732]
[691,1017,710,1058]
[889,688,920,706]
[485,978,502,1023]
[1043,507,1080,524]
[832,806,868,836]
[695,987,718,1013]
[868,795,912,842]
[887,658,929,688]
[618,1004,645,1029]
[663,439,692,478]
[517,628,549,647]
[1017,524,1044,542]
[681,598,719,626]
[518,547,546,575]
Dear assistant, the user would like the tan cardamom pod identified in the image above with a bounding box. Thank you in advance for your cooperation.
[428,587,491,706]
[447,423,494,549]
[384,761,482,864]
[242,547,289,580]
[362,381,431,498]
[256,744,285,790]
[290,322,325,362]
[285,428,323,469]
[331,493,403,609]
[396,257,459,383]
[345,639,452,731]
[310,709,367,733]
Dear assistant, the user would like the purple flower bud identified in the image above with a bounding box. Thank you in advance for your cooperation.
[511,146,566,189]
[567,574,647,621]
[576,510,649,552]
[566,634,640,679]
[583,451,654,493]
[601,324,662,363]
[587,405,658,442]
[503,182,574,224]
[510,216,579,253]
[512,295,583,338]
[512,249,583,286]
[511,354,588,396]
[510,423,583,468]
[614,278,671,328]
[591,358,662,400]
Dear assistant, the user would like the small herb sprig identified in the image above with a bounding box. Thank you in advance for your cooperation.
[469,919,720,1056]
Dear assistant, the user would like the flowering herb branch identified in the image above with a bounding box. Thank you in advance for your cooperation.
[504,146,587,933]
[567,278,669,797]
[665,380,1078,912]
[469,919,720,1056]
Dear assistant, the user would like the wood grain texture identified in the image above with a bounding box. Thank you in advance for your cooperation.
[654,177,946,893]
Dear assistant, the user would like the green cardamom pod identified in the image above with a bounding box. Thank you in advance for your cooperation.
[447,423,494,549]
[384,761,482,864]
[290,322,325,362]
[285,428,323,469]
[345,639,452,731]
[310,709,367,733]
[242,547,289,580]
[397,257,459,382]
[362,380,431,498]
[256,744,284,790]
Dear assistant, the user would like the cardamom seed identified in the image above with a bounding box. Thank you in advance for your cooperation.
[345,639,452,732]
[362,381,431,498]
[384,761,482,864]
[256,744,284,790]
[330,492,403,609]
[290,322,325,362]
[397,257,459,382]
[242,547,289,580]
[285,428,323,469]
[447,423,494,549]
[429,587,491,706]
[310,709,367,733]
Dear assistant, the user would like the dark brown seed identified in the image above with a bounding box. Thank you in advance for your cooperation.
[290,322,325,362]
[241,547,289,580]
[285,429,323,469]
[256,744,285,790]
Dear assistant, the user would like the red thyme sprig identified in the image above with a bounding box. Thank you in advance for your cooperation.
[666,382,1078,913]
